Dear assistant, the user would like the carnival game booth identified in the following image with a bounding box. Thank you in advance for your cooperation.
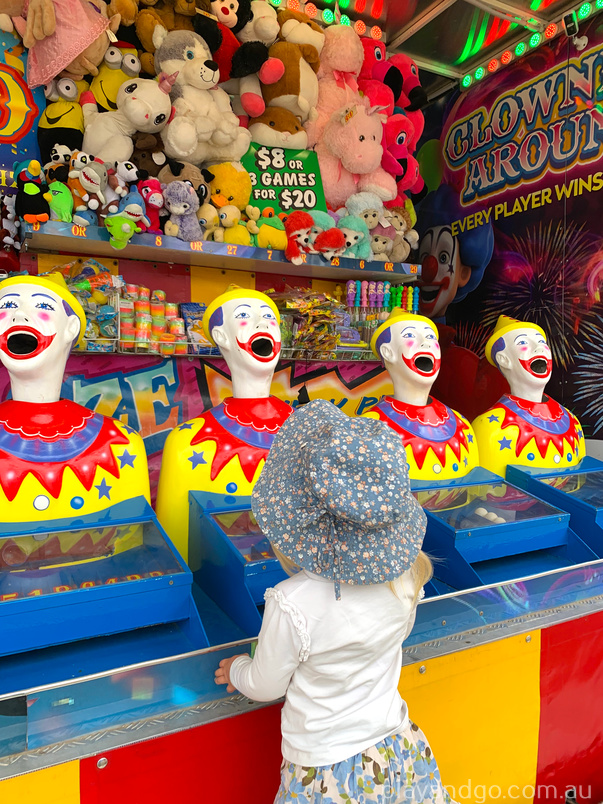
[2,0,603,801]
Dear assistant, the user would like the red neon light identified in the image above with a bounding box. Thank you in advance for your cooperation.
[501,50,512,64]
[370,0,383,17]
[354,19,366,34]
[545,22,558,37]
[488,58,499,72]
[354,0,367,12]
[305,2,317,15]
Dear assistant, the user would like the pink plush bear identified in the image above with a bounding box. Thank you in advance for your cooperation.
[304,24,364,148]
[315,102,397,210]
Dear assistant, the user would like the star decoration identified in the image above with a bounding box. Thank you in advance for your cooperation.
[499,437,512,450]
[189,450,207,469]
[95,478,112,500]
[488,414,499,423]
[467,434,473,443]
[179,422,194,430]
[464,457,468,466]
[118,449,136,469]
[122,425,137,434]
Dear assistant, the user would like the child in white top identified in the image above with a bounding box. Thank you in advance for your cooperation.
[215,399,456,804]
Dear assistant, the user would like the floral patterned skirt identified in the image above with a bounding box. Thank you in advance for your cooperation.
[274,721,456,804]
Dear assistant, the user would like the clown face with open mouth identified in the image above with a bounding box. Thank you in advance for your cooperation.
[494,326,552,401]
[418,226,471,320]
[378,318,441,405]
[0,283,81,396]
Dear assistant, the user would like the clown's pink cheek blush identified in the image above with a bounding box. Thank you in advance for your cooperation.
[37,313,51,322]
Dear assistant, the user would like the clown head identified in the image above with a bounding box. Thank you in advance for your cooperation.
[417,184,494,320]
[203,287,281,398]
[371,311,440,406]
[486,315,551,403]
[0,274,86,403]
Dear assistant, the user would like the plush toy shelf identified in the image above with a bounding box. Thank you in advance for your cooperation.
[21,222,422,282]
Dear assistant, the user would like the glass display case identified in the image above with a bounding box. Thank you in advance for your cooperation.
[189,492,287,641]
[412,468,597,593]
[0,498,208,694]
[507,457,603,557]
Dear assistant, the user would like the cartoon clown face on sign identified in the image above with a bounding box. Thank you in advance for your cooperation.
[156,287,292,563]
[362,311,479,482]
[416,184,494,321]
[0,274,150,527]
[471,316,584,478]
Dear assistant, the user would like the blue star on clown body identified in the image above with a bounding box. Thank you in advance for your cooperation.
[118,449,136,469]
[467,433,474,443]
[95,478,112,499]
[122,424,137,435]
[488,414,500,423]
[499,437,512,450]
[189,450,207,469]
[464,457,469,466]
[179,422,194,430]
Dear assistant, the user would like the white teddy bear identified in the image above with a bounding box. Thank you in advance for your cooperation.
[154,27,251,166]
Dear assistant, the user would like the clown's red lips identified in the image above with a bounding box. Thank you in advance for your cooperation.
[0,326,56,360]
[236,332,280,363]
[402,351,441,377]
[519,355,552,377]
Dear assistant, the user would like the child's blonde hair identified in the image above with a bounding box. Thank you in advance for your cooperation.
[272,544,432,606]
[390,550,433,606]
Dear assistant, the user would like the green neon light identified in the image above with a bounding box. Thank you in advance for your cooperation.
[597,0,603,9]
[455,9,481,64]
[462,75,472,87]
[578,2,592,17]
[339,0,350,7]
[322,8,334,22]
[515,41,526,56]
[530,32,542,47]
[475,67,485,79]
[340,13,350,24]
[469,13,490,60]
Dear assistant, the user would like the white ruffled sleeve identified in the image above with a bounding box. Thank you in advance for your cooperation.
[229,588,311,703]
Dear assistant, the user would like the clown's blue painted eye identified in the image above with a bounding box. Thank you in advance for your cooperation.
[0,300,17,309]
[35,301,55,311]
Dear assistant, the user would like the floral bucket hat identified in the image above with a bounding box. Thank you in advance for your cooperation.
[252,399,427,598]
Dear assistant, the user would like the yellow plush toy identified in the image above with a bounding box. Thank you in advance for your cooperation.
[213,206,254,246]
[210,162,253,211]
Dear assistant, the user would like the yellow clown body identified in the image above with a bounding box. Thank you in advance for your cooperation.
[471,394,584,478]
[365,310,479,485]
[473,315,585,478]
[363,396,479,482]
[156,286,290,564]
[156,396,292,562]
[0,275,150,549]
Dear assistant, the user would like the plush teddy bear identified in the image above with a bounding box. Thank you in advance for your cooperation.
[384,205,419,261]
[315,103,397,210]
[304,24,364,149]
[337,214,372,260]
[163,179,204,241]
[81,74,175,163]
[193,0,284,118]
[131,133,166,178]
[154,27,252,165]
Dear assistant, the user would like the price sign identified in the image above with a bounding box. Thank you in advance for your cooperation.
[242,143,328,217]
